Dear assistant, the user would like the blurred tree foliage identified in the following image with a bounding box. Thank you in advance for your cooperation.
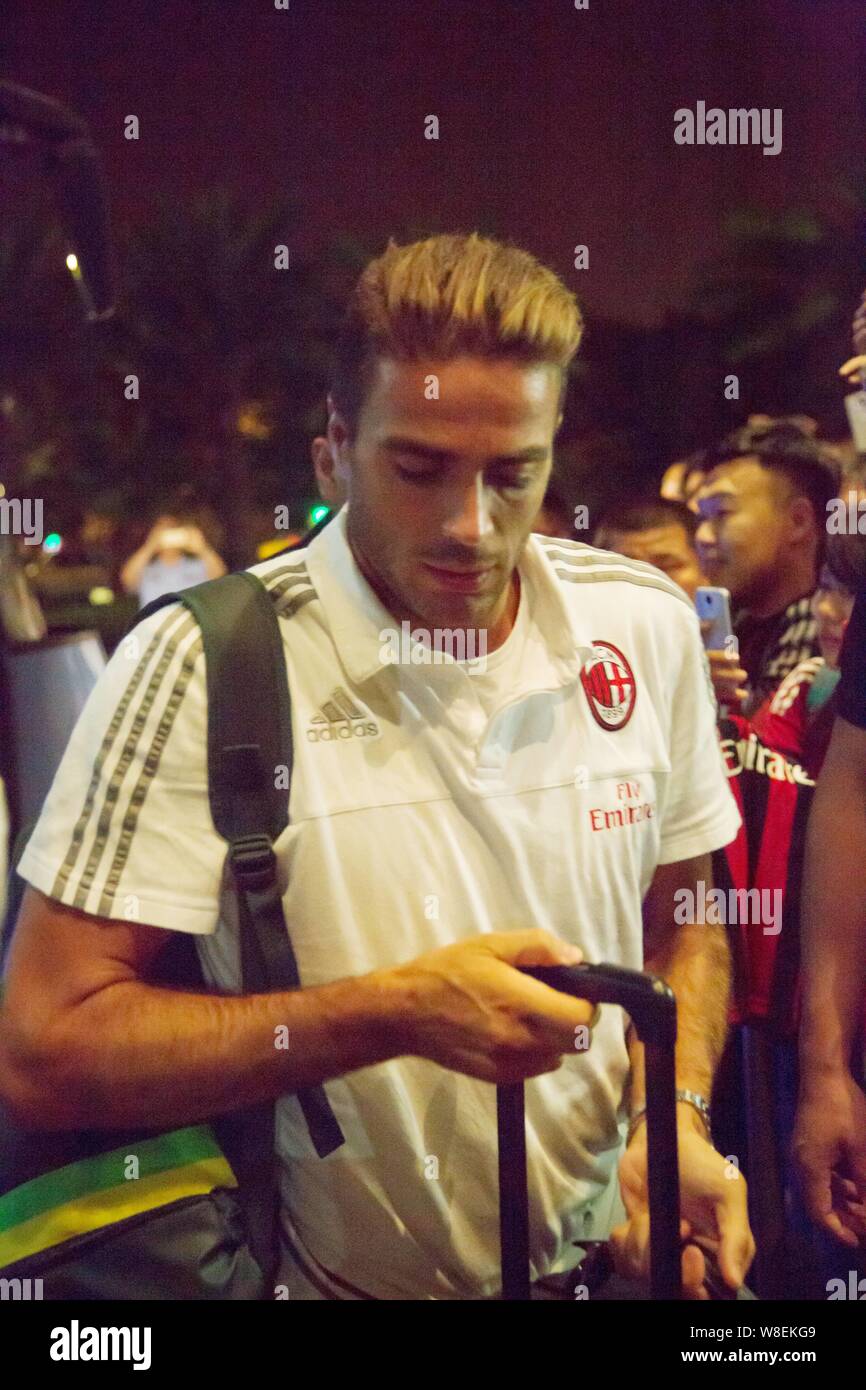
[103,188,354,565]
[1,174,863,559]
[642,170,865,457]
[553,168,864,512]
[0,188,355,565]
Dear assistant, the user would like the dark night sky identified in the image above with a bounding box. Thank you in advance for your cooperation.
[2,0,864,326]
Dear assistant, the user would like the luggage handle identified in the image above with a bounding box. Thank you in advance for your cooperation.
[497,962,681,1301]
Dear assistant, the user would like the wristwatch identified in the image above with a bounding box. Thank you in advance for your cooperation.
[627,1089,712,1146]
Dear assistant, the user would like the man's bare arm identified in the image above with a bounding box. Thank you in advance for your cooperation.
[628,852,730,1126]
[611,853,754,1295]
[0,888,595,1132]
[0,886,400,1130]
[799,717,866,1080]
[118,533,160,594]
[793,717,866,1240]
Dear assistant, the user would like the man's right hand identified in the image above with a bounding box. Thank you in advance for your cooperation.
[387,929,595,1084]
[705,649,748,710]
[793,1071,866,1247]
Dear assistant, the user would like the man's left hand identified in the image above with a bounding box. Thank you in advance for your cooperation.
[610,1110,755,1298]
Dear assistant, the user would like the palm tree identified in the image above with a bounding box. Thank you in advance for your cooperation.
[0,195,94,505]
[104,187,347,565]
[673,167,865,440]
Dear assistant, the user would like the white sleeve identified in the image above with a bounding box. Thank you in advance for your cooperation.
[17,602,224,933]
[656,603,741,866]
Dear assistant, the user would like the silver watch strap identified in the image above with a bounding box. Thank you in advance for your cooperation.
[627,1088,712,1144]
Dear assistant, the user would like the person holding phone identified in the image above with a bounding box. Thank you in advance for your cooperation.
[119,511,227,608]
[589,500,749,711]
[694,421,839,717]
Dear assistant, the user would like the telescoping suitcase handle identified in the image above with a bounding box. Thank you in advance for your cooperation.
[497,962,681,1301]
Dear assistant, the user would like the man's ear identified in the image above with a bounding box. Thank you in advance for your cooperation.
[311,434,348,508]
[326,397,352,457]
[789,493,818,542]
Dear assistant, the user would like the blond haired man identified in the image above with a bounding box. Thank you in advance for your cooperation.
[0,234,751,1300]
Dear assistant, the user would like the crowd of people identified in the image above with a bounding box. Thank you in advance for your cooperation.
[588,418,866,1297]
[1,233,865,1303]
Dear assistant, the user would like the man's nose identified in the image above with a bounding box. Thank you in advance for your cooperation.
[694,518,716,551]
[442,477,494,545]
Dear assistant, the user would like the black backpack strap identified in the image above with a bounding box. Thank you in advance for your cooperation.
[170,571,345,1158]
[131,568,345,1288]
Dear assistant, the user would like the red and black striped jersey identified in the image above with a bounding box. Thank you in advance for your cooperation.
[714,714,815,1035]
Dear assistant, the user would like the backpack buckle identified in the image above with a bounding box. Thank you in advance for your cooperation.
[228,835,276,892]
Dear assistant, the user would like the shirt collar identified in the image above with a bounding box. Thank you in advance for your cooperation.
[304,506,592,689]
[735,590,816,631]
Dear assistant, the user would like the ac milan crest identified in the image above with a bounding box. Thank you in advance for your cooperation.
[580,641,637,730]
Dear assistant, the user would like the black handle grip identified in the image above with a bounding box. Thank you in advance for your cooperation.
[520,962,677,1046]
[496,961,681,1301]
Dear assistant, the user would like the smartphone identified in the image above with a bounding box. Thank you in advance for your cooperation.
[695,586,733,651]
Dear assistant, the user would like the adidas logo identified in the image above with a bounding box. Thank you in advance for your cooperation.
[306,686,380,743]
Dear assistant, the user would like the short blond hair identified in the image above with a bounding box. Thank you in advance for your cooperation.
[330,232,583,434]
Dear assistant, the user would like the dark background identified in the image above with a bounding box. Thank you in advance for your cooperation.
[1,0,864,557]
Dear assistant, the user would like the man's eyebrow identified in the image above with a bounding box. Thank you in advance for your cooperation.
[381,437,549,465]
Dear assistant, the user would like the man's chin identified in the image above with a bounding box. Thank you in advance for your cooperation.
[408,591,494,632]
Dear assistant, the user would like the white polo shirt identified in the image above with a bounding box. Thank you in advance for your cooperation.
[18,505,740,1300]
